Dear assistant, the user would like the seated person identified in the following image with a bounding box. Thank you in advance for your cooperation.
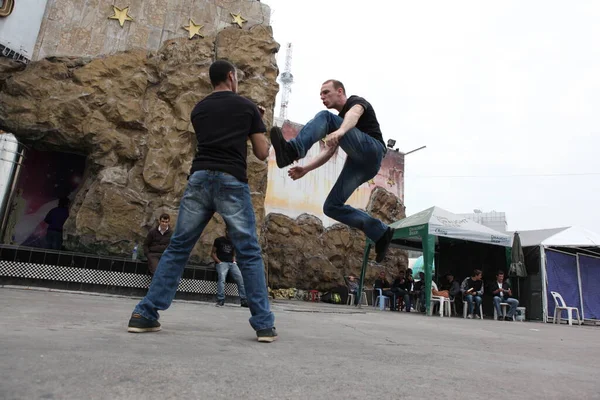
[384,270,412,312]
[347,273,359,305]
[444,272,461,300]
[461,269,484,319]
[490,270,519,321]
[374,271,390,293]
[412,272,426,311]
[431,280,450,298]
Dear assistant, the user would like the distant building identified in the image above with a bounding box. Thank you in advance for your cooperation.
[457,209,507,233]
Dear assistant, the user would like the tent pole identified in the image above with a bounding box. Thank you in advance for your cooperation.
[576,254,585,320]
[423,234,435,316]
[540,245,548,323]
[357,242,372,309]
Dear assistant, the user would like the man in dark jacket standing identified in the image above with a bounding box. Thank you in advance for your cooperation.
[143,214,173,276]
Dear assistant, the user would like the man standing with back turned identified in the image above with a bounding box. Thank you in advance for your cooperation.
[270,80,394,262]
[127,60,277,343]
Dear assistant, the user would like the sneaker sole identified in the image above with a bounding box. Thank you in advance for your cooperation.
[127,326,161,333]
[257,336,278,343]
[270,127,293,168]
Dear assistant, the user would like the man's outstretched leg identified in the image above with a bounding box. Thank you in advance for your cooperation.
[270,110,336,168]
[127,173,214,333]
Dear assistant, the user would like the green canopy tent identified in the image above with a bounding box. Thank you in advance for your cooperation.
[357,206,512,315]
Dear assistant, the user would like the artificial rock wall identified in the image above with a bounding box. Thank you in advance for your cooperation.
[0,26,279,263]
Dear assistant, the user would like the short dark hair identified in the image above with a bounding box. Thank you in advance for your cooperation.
[209,60,236,87]
[159,213,170,221]
[496,270,505,276]
[472,269,482,277]
[322,79,346,94]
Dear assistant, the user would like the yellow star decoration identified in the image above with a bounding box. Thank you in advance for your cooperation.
[183,19,204,39]
[230,12,247,29]
[108,6,133,28]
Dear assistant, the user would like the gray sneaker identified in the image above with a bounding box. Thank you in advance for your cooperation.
[215,300,225,307]
[256,327,278,343]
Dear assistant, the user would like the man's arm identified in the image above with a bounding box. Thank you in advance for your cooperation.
[211,245,221,264]
[460,278,468,294]
[288,145,337,180]
[477,284,484,296]
[143,231,152,257]
[249,133,270,161]
[325,104,365,147]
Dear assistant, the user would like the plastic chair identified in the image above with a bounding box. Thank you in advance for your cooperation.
[373,288,390,311]
[347,291,368,306]
[551,291,581,326]
[463,300,484,319]
[430,296,451,317]
[493,302,515,321]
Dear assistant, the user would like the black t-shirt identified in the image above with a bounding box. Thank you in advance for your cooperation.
[213,236,234,263]
[374,278,390,289]
[338,95,384,146]
[190,91,266,182]
[392,278,411,291]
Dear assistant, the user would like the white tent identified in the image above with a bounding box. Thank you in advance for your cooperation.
[513,226,600,323]
[517,226,600,248]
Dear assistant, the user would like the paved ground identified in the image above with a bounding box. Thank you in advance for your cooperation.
[1,286,599,400]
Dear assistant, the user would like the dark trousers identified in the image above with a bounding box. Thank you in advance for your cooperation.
[45,230,63,250]
[384,289,411,311]
[147,253,162,275]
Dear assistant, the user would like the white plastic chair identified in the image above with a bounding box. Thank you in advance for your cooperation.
[463,300,483,319]
[430,296,451,317]
[347,291,368,306]
[493,302,515,321]
[551,291,581,326]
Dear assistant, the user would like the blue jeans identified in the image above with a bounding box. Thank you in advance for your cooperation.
[133,171,274,331]
[289,110,388,242]
[465,294,482,315]
[216,262,247,302]
[493,296,519,318]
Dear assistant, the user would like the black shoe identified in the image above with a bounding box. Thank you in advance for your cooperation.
[257,327,278,343]
[240,300,249,308]
[270,126,298,168]
[375,228,394,263]
[127,313,161,333]
[504,316,513,321]
[215,300,225,307]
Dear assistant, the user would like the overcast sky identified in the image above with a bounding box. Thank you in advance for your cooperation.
[266,0,600,232]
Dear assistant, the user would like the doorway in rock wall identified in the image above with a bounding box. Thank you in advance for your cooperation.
[1,148,86,248]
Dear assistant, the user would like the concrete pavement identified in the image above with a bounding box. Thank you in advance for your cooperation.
[1,286,599,400]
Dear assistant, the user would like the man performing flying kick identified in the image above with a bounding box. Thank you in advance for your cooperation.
[270,79,394,262]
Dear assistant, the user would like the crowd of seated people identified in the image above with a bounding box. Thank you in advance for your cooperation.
[373,268,519,320]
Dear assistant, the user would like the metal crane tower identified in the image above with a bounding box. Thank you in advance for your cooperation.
[278,43,294,120]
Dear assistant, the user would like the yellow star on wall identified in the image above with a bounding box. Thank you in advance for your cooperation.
[108,6,134,27]
[230,12,247,29]
[183,19,204,39]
